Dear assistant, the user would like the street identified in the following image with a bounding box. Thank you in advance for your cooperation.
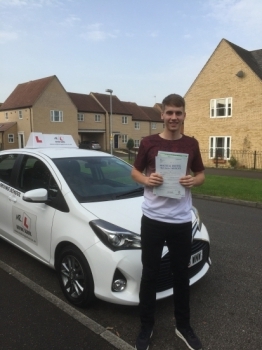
[0,198,262,350]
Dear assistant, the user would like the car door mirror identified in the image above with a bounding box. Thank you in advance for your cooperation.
[23,188,48,203]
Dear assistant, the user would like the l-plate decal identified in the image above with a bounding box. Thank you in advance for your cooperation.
[12,207,37,244]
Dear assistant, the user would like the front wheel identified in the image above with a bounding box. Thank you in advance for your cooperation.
[57,245,95,307]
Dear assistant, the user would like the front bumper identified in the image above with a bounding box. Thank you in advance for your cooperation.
[85,222,211,306]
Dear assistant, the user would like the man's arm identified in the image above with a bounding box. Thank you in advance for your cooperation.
[131,167,163,187]
[179,171,205,188]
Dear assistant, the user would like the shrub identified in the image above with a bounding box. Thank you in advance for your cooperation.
[228,156,238,168]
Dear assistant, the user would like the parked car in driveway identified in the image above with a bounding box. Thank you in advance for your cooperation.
[0,133,211,307]
[79,140,101,150]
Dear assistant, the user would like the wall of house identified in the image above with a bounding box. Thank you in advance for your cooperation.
[0,109,32,138]
[32,78,78,143]
[111,115,146,149]
[1,124,19,150]
[0,109,32,148]
[185,40,262,167]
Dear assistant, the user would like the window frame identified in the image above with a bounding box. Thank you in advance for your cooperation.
[134,122,140,130]
[77,113,84,122]
[8,134,14,143]
[209,136,231,159]
[210,97,232,118]
[122,116,128,124]
[50,110,63,122]
[134,139,140,148]
[122,134,128,143]
[95,114,101,122]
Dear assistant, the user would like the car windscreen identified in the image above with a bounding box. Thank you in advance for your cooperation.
[53,156,143,203]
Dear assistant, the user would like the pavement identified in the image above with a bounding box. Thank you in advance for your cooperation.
[1,166,261,350]
[204,166,262,179]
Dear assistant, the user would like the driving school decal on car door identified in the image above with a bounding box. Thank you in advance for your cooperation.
[12,207,37,244]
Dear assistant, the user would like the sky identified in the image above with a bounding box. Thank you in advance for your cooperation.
[1,0,262,107]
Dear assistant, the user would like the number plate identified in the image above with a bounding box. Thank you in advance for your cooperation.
[189,250,203,267]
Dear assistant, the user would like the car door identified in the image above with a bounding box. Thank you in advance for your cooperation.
[8,155,59,264]
[0,153,20,238]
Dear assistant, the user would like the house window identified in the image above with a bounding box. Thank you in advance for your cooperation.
[134,140,140,148]
[18,110,23,119]
[77,113,84,122]
[122,116,128,124]
[134,122,140,130]
[95,114,101,122]
[209,136,231,159]
[50,110,63,122]
[122,134,128,143]
[5,112,8,120]
[8,134,14,143]
[151,122,156,130]
[210,98,232,118]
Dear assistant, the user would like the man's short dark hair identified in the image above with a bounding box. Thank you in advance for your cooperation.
[162,94,185,111]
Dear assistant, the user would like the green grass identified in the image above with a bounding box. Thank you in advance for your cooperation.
[191,175,262,203]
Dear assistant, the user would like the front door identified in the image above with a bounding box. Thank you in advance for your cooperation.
[114,134,119,149]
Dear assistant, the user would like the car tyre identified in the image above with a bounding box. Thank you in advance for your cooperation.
[57,245,95,307]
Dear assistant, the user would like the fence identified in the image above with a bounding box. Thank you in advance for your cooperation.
[121,149,262,170]
[200,149,262,170]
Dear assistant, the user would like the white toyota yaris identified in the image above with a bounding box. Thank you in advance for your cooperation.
[0,133,211,307]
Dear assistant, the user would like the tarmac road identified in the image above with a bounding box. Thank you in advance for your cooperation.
[0,263,130,350]
[0,168,261,350]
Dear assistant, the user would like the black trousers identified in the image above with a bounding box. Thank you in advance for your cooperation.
[139,215,192,329]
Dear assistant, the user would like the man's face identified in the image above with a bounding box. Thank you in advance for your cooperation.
[161,105,186,132]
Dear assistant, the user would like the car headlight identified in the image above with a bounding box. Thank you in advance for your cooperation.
[89,219,141,251]
[192,206,202,231]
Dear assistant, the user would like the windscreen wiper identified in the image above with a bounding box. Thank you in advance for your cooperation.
[115,187,144,199]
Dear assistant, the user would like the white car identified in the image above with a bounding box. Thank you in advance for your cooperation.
[0,133,211,307]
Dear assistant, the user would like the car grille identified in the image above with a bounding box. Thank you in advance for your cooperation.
[156,240,210,293]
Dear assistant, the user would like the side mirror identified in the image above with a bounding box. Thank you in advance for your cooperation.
[23,188,48,203]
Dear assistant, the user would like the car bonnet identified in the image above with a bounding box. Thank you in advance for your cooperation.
[80,196,144,235]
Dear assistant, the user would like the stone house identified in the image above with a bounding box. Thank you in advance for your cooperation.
[0,76,163,152]
[0,76,78,150]
[184,38,262,167]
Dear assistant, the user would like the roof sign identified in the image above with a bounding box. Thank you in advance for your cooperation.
[25,133,78,148]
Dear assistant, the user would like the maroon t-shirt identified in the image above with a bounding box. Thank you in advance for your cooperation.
[134,134,204,176]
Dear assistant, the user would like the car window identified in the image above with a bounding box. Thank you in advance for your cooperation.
[18,156,58,199]
[0,154,19,185]
[53,156,143,203]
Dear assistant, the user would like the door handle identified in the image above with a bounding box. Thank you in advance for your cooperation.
[8,195,17,203]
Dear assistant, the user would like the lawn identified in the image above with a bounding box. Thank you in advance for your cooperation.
[191,175,262,203]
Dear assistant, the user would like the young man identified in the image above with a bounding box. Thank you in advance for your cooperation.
[131,94,205,350]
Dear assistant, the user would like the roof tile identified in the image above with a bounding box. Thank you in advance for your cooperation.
[68,92,105,113]
[0,76,55,111]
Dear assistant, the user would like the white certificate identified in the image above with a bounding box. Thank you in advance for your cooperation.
[153,151,188,199]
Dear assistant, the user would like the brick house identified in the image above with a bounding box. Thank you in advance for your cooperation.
[0,76,78,149]
[184,38,262,167]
